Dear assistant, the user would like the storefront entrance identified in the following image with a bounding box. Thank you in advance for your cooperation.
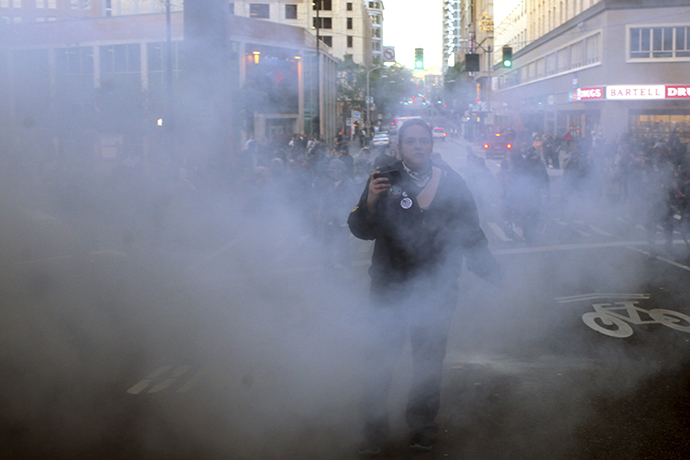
[629,110,690,143]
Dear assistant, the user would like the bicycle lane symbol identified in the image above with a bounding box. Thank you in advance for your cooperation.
[555,293,690,338]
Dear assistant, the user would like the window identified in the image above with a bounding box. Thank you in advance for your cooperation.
[320,36,332,47]
[56,47,94,76]
[371,14,380,25]
[586,34,600,64]
[346,2,352,11]
[35,0,44,8]
[1,0,8,7]
[249,3,269,18]
[285,4,296,19]
[373,28,381,38]
[347,17,352,29]
[12,0,19,7]
[373,42,381,51]
[630,26,690,59]
[47,0,55,7]
[100,44,140,74]
[228,2,234,15]
[347,35,353,48]
[313,0,331,10]
[313,17,331,29]
[12,16,20,22]
[1,16,9,23]
[571,41,583,67]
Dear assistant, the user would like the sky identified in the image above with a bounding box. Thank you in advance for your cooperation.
[383,0,443,71]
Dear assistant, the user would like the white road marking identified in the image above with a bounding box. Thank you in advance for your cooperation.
[148,364,192,393]
[625,246,690,272]
[176,367,210,393]
[487,222,511,242]
[127,366,172,395]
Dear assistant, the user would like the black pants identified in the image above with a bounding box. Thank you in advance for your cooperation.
[359,276,459,443]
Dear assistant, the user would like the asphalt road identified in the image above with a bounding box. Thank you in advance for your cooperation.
[3,145,690,460]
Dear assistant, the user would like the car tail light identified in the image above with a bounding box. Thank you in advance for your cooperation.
[507,144,512,149]
[484,144,489,149]
[443,133,446,137]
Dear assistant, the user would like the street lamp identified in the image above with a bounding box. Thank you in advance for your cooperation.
[366,65,383,131]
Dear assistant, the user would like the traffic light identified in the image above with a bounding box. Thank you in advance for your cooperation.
[465,53,480,72]
[502,46,513,68]
[414,48,424,70]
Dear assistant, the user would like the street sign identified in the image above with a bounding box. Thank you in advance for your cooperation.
[382,46,395,62]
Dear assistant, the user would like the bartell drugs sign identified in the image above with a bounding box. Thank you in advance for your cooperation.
[606,85,665,100]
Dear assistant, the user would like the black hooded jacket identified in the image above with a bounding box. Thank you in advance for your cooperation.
[348,161,501,283]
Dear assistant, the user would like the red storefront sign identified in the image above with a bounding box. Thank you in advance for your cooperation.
[666,86,690,98]
[577,87,604,100]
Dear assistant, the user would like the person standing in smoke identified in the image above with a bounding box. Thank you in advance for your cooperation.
[348,119,502,456]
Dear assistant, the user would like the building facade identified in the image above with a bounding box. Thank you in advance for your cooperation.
[367,0,382,64]
[0,11,338,166]
[226,0,373,66]
[491,0,690,141]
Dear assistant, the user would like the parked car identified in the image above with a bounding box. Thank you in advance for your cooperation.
[372,133,391,147]
[482,133,514,159]
[432,127,447,141]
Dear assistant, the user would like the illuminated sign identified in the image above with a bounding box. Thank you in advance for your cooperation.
[666,85,690,98]
[606,85,665,100]
[576,87,603,100]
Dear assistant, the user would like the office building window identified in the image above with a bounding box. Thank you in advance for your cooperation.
[313,0,331,11]
[35,0,44,8]
[12,0,19,7]
[346,2,352,10]
[320,36,332,47]
[47,0,55,7]
[347,35,353,47]
[347,17,352,29]
[1,0,9,7]
[630,26,690,59]
[250,3,270,18]
[313,17,332,29]
[285,4,297,19]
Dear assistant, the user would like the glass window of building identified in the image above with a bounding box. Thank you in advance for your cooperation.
[285,4,297,19]
[314,17,332,29]
[47,0,55,7]
[35,0,44,8]
[347,17,352,29]
[347,35,353,47]
[346,2,352,11]
[313,0,331,11]
[12,0,19,7]
[629,26,690,59]
[320,36,332,47]
[1,0,9,7]
[250,3,270,18]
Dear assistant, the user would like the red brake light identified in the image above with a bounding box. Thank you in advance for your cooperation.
[495,133,501,137]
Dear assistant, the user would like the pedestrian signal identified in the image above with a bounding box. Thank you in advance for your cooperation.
[502,46,513,68]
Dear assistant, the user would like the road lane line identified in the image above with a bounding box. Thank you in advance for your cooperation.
[625,246,690,272]
[487,222,511,242]
[127,365,172,395]
[148,365,192,394]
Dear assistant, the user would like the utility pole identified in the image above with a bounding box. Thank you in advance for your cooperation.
[314,0,321,137]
